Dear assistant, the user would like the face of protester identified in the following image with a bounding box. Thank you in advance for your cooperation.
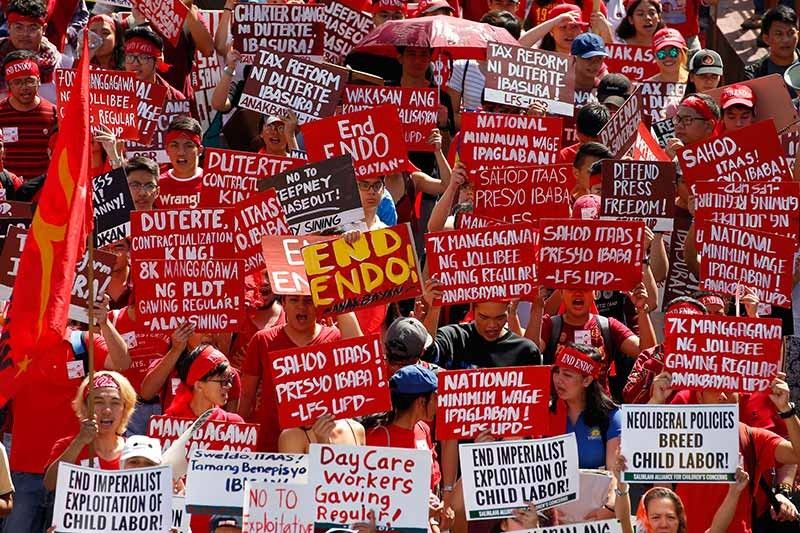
[630,0,660,38]
[722,105,755,131]
[646,497,681,533]
[473,301,510,342]
[8,19,44,50]
[573,155,602,192]
[417,394,437,422]
[551,20,583,54]
[124,51,157,82]
[165,136,201,177]
[127,169,159,210]
[89,21,116,58]
[487,0,519,12]
[8,75,39,106]
[373,9,404,26]
[561,288,593,319]
[197,369,234,407]
[764,21,799,63]
[574,56,604,87]
[260,120,288,155]
[90,387,125,435]
[689,72,721,93]
[655,46,682,77]
[284,295,317,333]
[697,389,739,405]
[109,240,130,274]
[673,105,713,144]
[399,47,432,79]
[123,457,158,469]
[357,178,385,211]
[552,366,591,402]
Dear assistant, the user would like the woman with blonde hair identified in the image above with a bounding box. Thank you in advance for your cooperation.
[646,28,689,83]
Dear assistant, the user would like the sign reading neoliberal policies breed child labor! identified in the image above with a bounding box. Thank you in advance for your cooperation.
[309,444,431,532]
[52,463,172,533]
[425,224,538,305]
[302,224,422,316]
[663,314,782,393]
[234,3,325,61]
[621,404,739,482]
[600,160,676,232]
[460,434,580,519]
[538,219,645,291]
[437,366,551,440]
[484,43,574,116]
[269,334,391,428]
[130,208,237,261]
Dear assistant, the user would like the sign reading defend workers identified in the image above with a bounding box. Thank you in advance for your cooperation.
[132,0,189,47]
[147,415,260,456]
[269,334,391,428]
[239,49,345,125]
[459,435,579,519]
[472,164,572,224]
[600,160,676,232]
[93,168,134,248]
[129,208,237,261]
[694,220,795,308]
[243,481,311,533]
[234,188,291,275]
[436,366,551,440]
[538,219,645,291]
[233,3,325,61]
[132,259,246,333]
[304,105,409,180]
[597,86,643,159]
[604,43,659,81]
[459,112,562,171]
[185,450,308,514]
[620,404,739,482]
[309,444,430,532]
[484,43,574,116]
[302,224,422,316]
[425,224,538,305]
[323,2,374,64]
[52,463,172,533]
[663,314,782,393]
[678,120,791,185]
[261,235,335,294]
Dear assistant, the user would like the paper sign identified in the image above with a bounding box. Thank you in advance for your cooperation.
[261,235,335,295]
[0,200,32,253]
[597,86,642,159]
[629,121,671,162]
[190,10,223,132]
[457,213,504,229]
[269,334,391,428]
[705,74,799,132]
[148,415,260,455]
[130,208,237,261]
[234,188,291,275]
[233,3,325,61]
[243,481,312,533]
[131,79,168,147]
[185,450,308,515]
[171,495,190,533]
[309,444,430,531]
[93,168,134,248]
[620,404,739,482]
[52,464,172,533]
[525,520,622,533]
[605,44,659,81]
[323,2,374,64]
[651,117,676,148]
[436,366,551,440]
[133,0,189,47]
[459,435,580,519]
[425,224,539,305]
[538,219,645,291]
[661,208,700,310]
[784,336,800,403]
[639,81,685,122]
[600,160,676,232]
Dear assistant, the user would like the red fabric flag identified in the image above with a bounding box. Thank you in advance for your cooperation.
[0,35,92,405]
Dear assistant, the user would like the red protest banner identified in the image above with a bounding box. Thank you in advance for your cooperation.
[604,44,659,81]
[234,188,290,275]
[538,219,645,291]
[148,415,260,455]
[233,3,325,61]
[132,79,168,147]
[304,104,409,180]
[597,86,643,158]
[132,0,189,47]
[323,2,374,65]
[129,208,237,261]
[600,160,676,232]
[437,366,552,440]
[261,235,335,295]
[341,86,439,152]
[190,10,223,132]
[695,221,795,308]
[269,334,390,428]
[472,164,572,224]
[457,213,504,229]
[664,315,783,393]
[302,224,422,316]
[126,97,191,164]
[459,112,562,171]
[629,121,671,161]
[678,120,791,185]
[132,259,246,332]
[425,224,538,305]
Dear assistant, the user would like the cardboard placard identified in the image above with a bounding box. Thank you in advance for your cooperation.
[261,235,335,295]
[171,495,190,533]
[436,366,552,440]
[459,435,580,519]
[233,3,325,61]
[239,49,346,125]
[147,415,260,458]
[130,208,237,261]
[457,213,504,229]
[597,86,643,158]
[638,81,685,122]
[190,10,223,132]
[604,44,659,81]
[93,168,134,248]
[341,86,439,152]
[620,404,739,482]
[484,43,574,116]
[234,188,291,275]
[304,104,409,180]
[0,200,32,252]
[784,335,800,403]
[600,160,676,232]
[459,112,562,171]
[538,219,645,291]
[302,224,422,316]
[651,117,676,149]
[520,521,622,533]
[678,120,791,185]
[243,482,312,533]
[132,79,169,147]
[126,97,191,164]
[52,464,172,533]
[425,224,539,305]
[629,121,671,161]
[309,444,430,531]
[695,221,794,308]
[472,164,572,224]
[185,450,308,515]
[256,156,364,235]
[269,334,390,428]
[781,129,799,171]
[323,2,374,65]
[661,208,700,310]
[132,0,189,47]
[704,74,799,133]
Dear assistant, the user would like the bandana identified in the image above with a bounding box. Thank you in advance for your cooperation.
[187,346,229,387]
[665,304,704,316]
[165,129,202,148]
[5,59,39,82]
[124,37,161,58]
[7,12,46,26]
[697,294,726,309]
[84,373,120,399]
[372,0,406,13]
[88,14,116,33]
[555,346,602,378]
[680,95,716,122]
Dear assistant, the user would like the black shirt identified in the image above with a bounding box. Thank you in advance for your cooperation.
[423,322,543,369]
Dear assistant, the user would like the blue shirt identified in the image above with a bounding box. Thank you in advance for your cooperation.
[377,190,397,226]
[566,409,622,469]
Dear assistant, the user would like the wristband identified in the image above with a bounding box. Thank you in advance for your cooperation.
[778,402,796,419]
[223,65,236,77]
[614,486,629,496]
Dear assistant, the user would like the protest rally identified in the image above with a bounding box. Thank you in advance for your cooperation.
[1,0,800,531]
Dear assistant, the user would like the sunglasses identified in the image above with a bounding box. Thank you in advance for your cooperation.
[656,47,680,61]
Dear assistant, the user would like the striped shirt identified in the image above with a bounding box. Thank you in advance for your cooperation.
[0,97,57,181]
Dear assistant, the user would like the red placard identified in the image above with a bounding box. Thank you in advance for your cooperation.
[425,224,538,305]
[304,104,408,180]
[695,221,795,308]
[233,3,325,61]
[147,415,260,456]
[436,366,552,440]
[261,235,335,295]
[132,79,168,147]
[234,188,290,275]
[678,120,791,185]
[664,315,783,393]
[269,334,390,428]
[604,44,660,81]
[629,121,671,161]
[458,112,562,172]
[456,213,504,229]
[472,164,572,224]
[538,219,645,291]
[130,208,237,261]
[132,0,189,47]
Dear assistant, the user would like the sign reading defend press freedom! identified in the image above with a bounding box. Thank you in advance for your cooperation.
[243,481,311,533]
[600,160,676,232]
[93,168,134,248]
[233,188,291,275]
[621,404,739,482]
[261,235,334,295]
[459,434,580,519]
[234,3,325,61]
[147,415,260,456]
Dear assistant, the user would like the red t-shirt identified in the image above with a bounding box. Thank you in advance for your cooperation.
[366,422,442,489]
[109,307,171,392]
[242,324,341,451]
[157,168,203,209]
[661,0,700,38]
[0,97,57,180]
[354,305,387,336]
[46,436,121,471]
[556,142,580,165]
[164,403,244,423]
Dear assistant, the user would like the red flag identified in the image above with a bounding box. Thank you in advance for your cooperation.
[0,35,93,405]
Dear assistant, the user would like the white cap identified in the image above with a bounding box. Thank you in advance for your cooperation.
[121,435,162,466]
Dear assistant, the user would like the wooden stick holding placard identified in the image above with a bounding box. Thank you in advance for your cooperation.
[86,233,96,462]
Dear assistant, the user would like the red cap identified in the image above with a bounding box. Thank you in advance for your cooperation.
[547,3,589,25]
[372,0,407,13]
[720,84,755,110]
[572,194,601,219]
[412,0,454,16]
[652,27,686,51]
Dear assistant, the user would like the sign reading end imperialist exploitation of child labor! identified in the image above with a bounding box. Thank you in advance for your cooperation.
[436,366,551,440]
[233,188,291,275]
[600,160,676,232]
[459,434,580,519]
[243,481,312,533]
[621,404,739,482]
[663,314,783,393]
[261,235,335,295]
[269,334,391,428]
[309,444,431,532]
[302,224,422,316]
[147,415,260,456]
[93,168,134,248]
[52,463,172,533]
[234,3,325,61]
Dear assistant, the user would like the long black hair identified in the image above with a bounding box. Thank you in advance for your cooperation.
[549,343,617,428]
[361,388,434,430]
[615,0,665,41]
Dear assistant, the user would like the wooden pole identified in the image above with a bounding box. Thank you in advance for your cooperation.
[86,233,96,462]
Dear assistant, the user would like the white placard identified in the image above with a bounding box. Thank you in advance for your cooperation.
[242,481,312,532]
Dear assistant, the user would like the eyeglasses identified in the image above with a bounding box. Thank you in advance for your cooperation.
[124,53,155,65]
[206,376,235,388]
[357,180,385,192]
[656,47,680,61]
[128,182,158,192]
[671,114,708,127]
[8,78,38,88]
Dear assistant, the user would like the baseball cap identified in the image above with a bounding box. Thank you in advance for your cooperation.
[785,61,800,90]
[652,27,686,51]
[547,3,589,26]
[390,364,438,394]
[372,0,407,13]
[385,317,432,361]
[720,84,755,109]
[121,436,162,466]
[571,33,608,59]
[413,0,454,16]
[689,49,723,76]
[602,95,627,109]
[572,194,601,219]
[265,115,284,126]
[597,73,632,101]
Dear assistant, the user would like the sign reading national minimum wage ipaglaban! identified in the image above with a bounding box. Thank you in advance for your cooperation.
[621,404,739,482]
[459,434,580,519]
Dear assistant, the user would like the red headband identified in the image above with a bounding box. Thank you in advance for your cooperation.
[665,304,703,316]
[187,346,228,387]
[165,129,202,148]
[124,37,161,58]
[7,12,46,26]
[697,295,726,309]
[555,347,602,378]
[680,96,716,122]
[84,373,120,400]
[88,14,116,32]
[5,59,39,82]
